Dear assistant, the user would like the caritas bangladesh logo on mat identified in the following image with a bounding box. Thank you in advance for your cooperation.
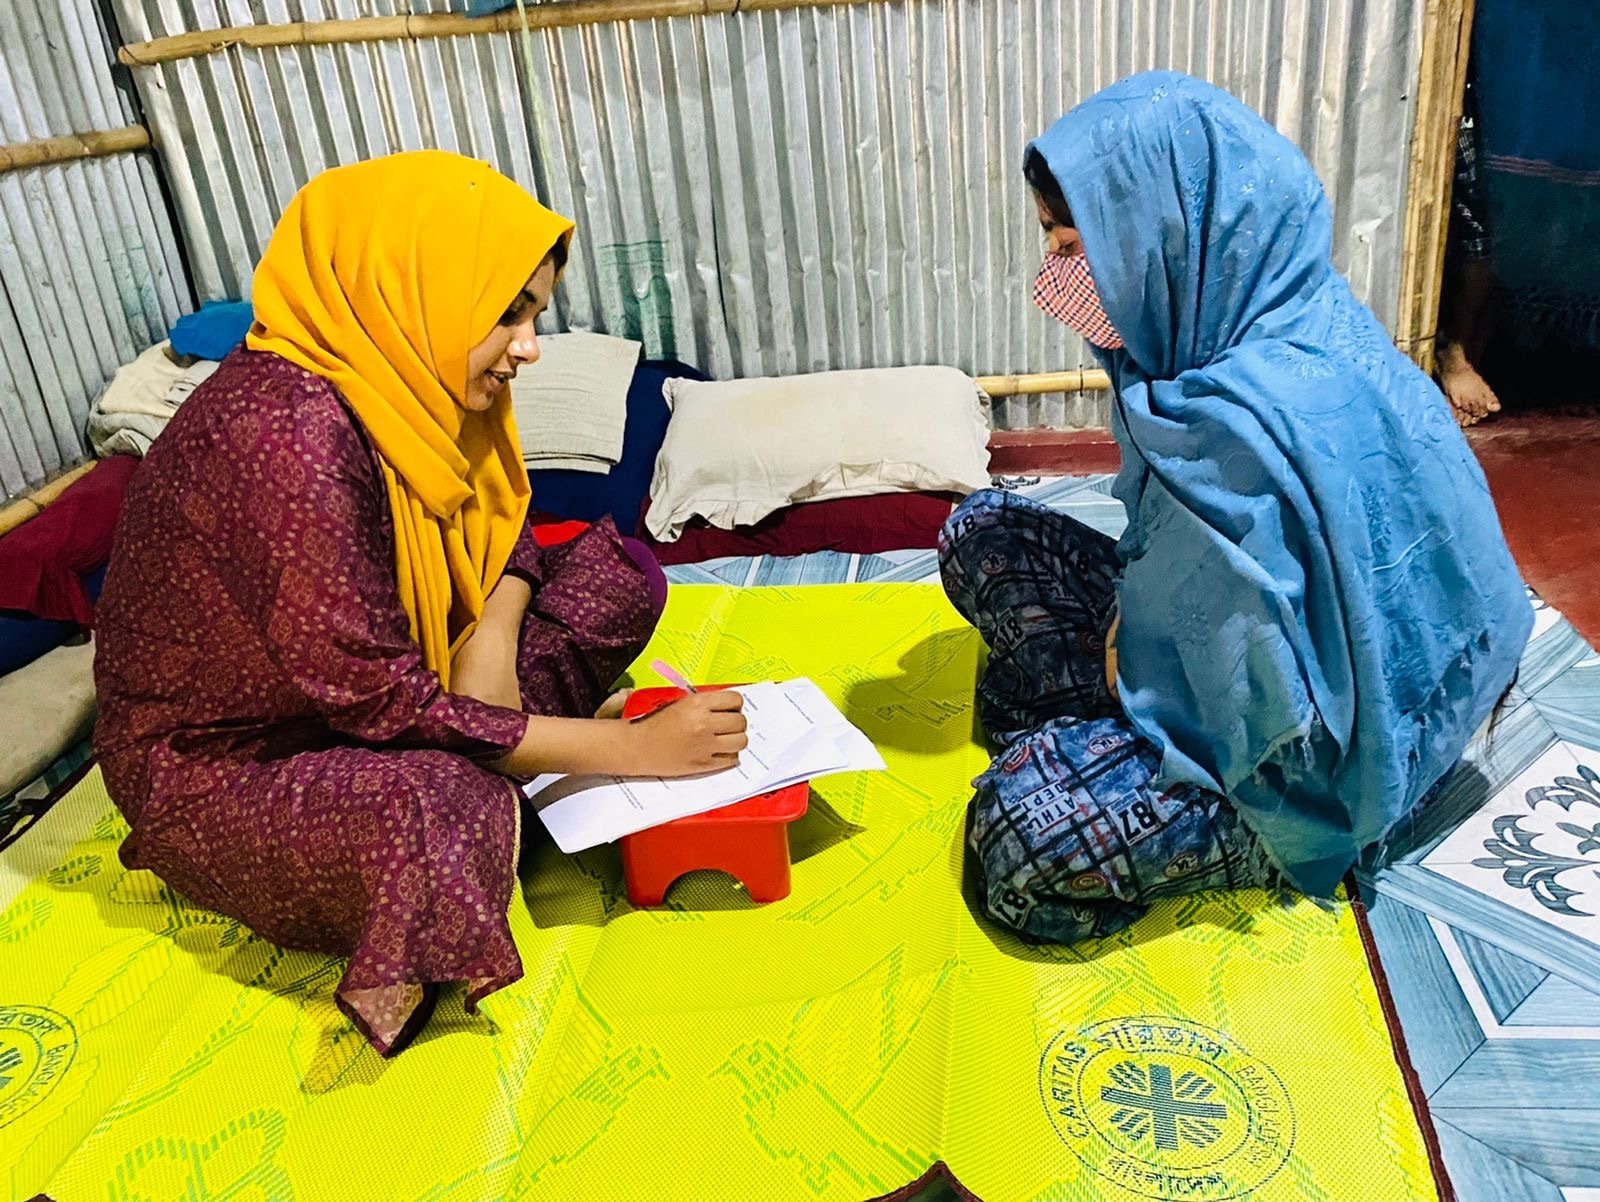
[0,1005,77,1128]
[1038,1016,1294,1200]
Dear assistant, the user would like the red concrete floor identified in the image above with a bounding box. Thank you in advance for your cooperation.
[988,428,1120,476]
[990,415,1600,647]
[1468,414,1600,646]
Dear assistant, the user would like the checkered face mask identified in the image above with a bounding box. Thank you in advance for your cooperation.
[1033,252,1124,350]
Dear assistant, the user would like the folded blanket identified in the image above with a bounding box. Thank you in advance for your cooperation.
[87,412,169,459]
[95,343,187,420]
[513,332,641,475]
[87,343,217,457]
[166,360,219,406]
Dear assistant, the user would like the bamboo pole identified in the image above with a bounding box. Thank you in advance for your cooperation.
[0,462,97,539]
[118,0,896,66]
[1395,0,1476,375]
[0,501,38,538]
[0,126,151,174]
[976,369,1111,397]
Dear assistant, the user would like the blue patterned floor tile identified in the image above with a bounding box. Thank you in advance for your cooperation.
[1380,700,1559,866]
[664,557,757,586]
[1368,863,1600,999]
[1366,894,1600,1199]
[854,550,939,583]
[853,555,897,583]
[1432,1041,1600,1109]
[1534,653,1600,753]
[1014,477,1128,537]
[1518,618,1596,699]
[1508,973,1600,1028]
[1361,892,1483,1093]
[751,551,855,586]
[1454,927,1550,1023]
[1432,1119,1566,1202]
[1432,1109,1600,1188]
[1011,476,1106,505]
[1367,663,1600,997]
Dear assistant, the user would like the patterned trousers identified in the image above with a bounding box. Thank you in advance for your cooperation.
[940,490,1277,944]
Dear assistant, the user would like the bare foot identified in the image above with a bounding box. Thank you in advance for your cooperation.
[1438,342,1502,428]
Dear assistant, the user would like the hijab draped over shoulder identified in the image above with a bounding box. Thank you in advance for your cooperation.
[249,150,573,684]
[1029,73,1531,892]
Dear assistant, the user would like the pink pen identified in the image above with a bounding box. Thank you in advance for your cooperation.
[650,659,699,695]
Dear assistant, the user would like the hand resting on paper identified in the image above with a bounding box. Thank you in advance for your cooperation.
[489,690,747,781]
[627,691,749,775]
[526,679,882,854]
[454,573,747,780]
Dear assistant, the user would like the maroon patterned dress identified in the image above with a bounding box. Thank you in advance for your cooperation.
[93,350,660,1054]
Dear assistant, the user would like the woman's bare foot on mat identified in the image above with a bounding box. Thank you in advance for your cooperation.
[1439,341,1501,427]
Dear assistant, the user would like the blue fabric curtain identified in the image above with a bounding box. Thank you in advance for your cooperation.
[1474,0,1600,350]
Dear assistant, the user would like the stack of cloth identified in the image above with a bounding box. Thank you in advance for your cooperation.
[88,343,218,457]
[87,301,255,458]
[0,640,96,833]
[511,332,642,475]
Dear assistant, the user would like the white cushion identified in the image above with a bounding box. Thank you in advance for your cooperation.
[646,367,991,540]
[0,640,96,799]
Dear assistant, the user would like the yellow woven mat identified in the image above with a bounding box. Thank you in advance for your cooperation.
[0,584,1437,1202]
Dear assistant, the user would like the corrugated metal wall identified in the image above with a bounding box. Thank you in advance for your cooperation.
[0,0,191,500]
[110,0,1424,429]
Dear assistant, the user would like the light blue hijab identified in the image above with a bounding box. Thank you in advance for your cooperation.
[1030,72,1532,894]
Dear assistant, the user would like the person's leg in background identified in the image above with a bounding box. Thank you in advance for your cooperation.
[516,519,663,719]
[1439,74,1503,428]
[618,535,669,616]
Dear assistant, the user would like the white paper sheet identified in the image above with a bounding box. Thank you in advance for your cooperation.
[524,678,885,853]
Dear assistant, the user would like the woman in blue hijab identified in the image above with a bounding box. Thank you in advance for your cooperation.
[944,72,1532,943]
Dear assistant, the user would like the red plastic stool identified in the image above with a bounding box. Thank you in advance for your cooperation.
[619,686,809,907]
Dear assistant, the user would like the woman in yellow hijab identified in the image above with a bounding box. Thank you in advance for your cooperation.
[95,151,746,1055]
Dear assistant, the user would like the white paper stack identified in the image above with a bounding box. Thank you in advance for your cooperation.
[525,678,884,853]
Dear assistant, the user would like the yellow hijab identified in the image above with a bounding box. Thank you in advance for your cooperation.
[248,151,573,686]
